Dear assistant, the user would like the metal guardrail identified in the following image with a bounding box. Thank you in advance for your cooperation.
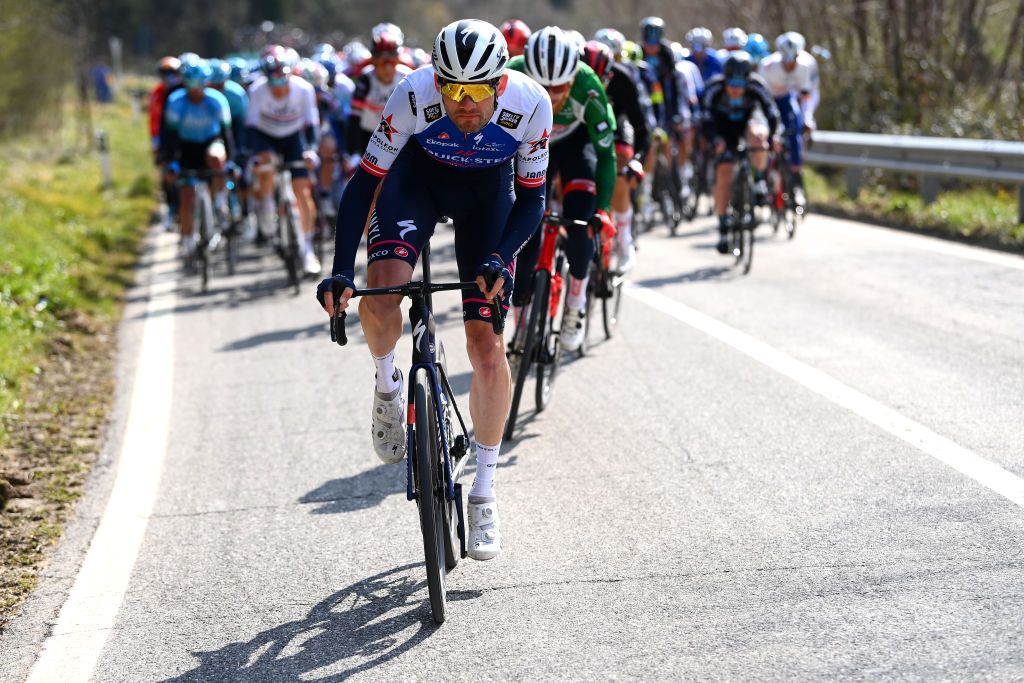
[806,131,1024,223]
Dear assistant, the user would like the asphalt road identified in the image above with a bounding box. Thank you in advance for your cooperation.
[3,209,1023,682]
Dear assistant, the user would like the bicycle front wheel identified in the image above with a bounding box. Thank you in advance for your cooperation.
[197,193,211,292]
[602,267,622,339]
[414,370,447,624]
[280,200,301,294]
[505,271,547,440]
[740,226,754,274]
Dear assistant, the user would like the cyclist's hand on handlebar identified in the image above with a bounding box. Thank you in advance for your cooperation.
[303,150,320,168]
[316,274,355,316]
[621,158,645,185]
[476,254,511,302]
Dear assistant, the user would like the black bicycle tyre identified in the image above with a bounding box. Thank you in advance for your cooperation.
[414,370,447,624]
[281,200,300,294]
[602,267,622,339]
[531,271,554,413]
[538,257,568,408]
[741,225,754,274]
[579,260,597,356]
[505,271,546,440]
[197,193,210,292]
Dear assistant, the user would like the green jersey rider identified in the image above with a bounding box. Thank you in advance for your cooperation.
[509,26,618,351]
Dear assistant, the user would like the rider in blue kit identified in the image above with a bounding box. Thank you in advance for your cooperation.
[318,19,553,561]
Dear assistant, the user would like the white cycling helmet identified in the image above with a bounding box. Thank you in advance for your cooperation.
[686,27,713,52]
[524,26,579,86]
[723,27,748,50]
[593,28,626,57]
[776,31,806,61]
[372,22,405,48]
[432,19,509,83]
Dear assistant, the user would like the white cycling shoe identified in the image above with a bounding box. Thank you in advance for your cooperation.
[467,498,501,561]
[617,242,637,274]
[560,306,586,351]
[371,371,406,464]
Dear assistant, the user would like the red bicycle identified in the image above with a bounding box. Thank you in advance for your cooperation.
[504,212,586,440]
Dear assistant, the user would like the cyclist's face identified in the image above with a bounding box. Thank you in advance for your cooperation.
[374,57,398,83]
[726,85,745,101]
[441,90,497,133]
[545,82,571,114]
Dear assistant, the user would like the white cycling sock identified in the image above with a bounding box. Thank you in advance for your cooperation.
[215,190,228,208]
[469,442,500,500]
[260,196,275,214]
[372,351,400,393]
[613,210,634,248]
[566,275,588,311]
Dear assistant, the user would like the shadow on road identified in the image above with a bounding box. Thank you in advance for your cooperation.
[635,266,731,288]
[162,563,455,682]
[299,464,406,514]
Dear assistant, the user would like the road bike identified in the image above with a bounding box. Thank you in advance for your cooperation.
[329,244,505,624]
[583,212,625,349]
[769,140,804,239]
[504,212,584,440]
[179,169,240,291]
[720,143,756,275]
[256,157,310,294]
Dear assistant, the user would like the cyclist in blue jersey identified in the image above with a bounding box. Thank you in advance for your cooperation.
[685,27,723,83]
[206,59,248,163]
[161,58,234,258]
[317,20,552,562]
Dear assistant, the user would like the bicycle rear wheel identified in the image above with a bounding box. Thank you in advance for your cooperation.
[505,271,547,440]
[414,370,447,624]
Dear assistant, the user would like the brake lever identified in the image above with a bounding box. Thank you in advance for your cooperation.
[330,306,348,346]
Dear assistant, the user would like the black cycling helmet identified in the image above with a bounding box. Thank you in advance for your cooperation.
[723,51,754,82]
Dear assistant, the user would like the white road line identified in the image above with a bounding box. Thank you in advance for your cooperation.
[818,217,1024,270]
[625,282,1024,509]
[27,231,178,683]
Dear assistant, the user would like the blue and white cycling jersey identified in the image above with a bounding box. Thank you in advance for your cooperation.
[359,66,551,188]
[164,88,231,143]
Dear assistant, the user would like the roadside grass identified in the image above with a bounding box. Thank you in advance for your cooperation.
[0,86,153,629]
[805,168,1024,251]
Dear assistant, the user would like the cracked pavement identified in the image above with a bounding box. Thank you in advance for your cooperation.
[3,213,1023,681]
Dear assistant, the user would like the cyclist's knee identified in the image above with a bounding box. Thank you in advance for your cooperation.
[464,322,504,372]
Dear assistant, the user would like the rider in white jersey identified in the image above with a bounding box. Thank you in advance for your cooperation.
[347,28,414,162]
[759,31,819,203]
[246,46,322,274]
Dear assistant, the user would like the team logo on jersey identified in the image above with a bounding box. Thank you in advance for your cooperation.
[479,306,492,318]
[424,103,442,123]
[438,132,450,140]
[394,246,410,258]
[408,92,417,115]
[497,109,523,129]
[527,129,549,155]
[377,114,397,142]
[596,121,610,132]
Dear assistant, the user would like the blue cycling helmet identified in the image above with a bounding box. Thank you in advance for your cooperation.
[227,56,248,83]
[180,58,209,88]
[206,58,230,85]
[640,16,664,46]
[745,33,770,63]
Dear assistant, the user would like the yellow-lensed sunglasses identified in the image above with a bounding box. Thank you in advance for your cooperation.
[440,81,496,103]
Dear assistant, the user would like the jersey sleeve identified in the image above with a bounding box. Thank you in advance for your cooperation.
[358,78,415,177]
[514,93,552,188]
[582,81,617,212]
[305,84,319,129]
